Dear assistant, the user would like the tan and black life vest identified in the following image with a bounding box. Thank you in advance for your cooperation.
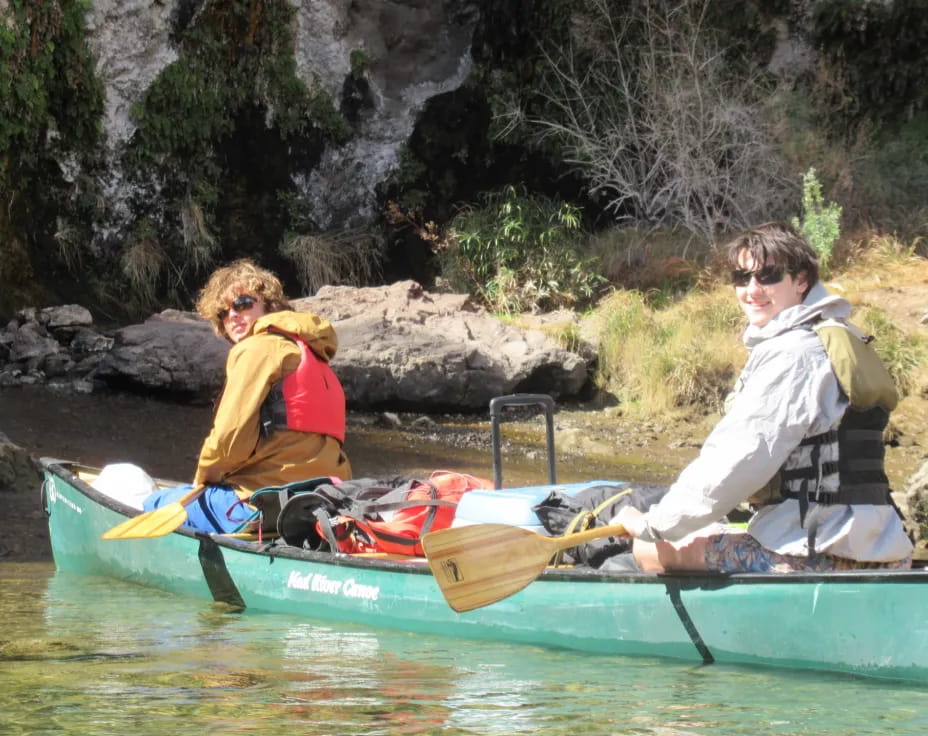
[765,319,899,551]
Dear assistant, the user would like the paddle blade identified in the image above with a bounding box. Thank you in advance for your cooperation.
[100,502,188,540]
[422,523,558,613]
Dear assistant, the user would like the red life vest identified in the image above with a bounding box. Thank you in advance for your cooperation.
[260,329,346,443]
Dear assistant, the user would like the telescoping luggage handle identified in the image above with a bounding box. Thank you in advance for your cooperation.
[489,393,557,490]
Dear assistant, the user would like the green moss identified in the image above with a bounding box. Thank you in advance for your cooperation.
[113,0,354,309]
[0,230,45,316]
[349,49,373,78]
[387,147,430,211]
[0,0,103,315]
[131,0,348,168]
[0,0,103,174]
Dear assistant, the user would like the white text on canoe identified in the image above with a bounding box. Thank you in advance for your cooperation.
[286,570,380,601]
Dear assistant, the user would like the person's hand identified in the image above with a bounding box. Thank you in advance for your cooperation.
[612,506,646,538]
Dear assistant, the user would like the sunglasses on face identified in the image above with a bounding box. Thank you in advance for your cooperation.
[730,264,787,287]
[217,295,258,321]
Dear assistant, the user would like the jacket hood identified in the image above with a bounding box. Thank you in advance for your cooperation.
[252,309,338,361]
[742,281,851,349]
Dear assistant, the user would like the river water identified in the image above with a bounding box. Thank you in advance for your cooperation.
[3,386,928,734]
[3,564,928,736]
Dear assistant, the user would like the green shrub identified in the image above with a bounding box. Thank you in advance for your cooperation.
[441,186,605,313]
[791,167,842,277]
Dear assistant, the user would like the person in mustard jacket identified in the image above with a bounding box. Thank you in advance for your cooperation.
[143,259,352,533]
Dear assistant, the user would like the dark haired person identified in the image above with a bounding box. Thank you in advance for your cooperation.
[143,259,352,533]
[614,222,912,572]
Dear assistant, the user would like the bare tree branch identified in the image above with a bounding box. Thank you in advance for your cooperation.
[510,0,795,242]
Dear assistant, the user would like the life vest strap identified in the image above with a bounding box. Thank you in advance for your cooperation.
[779,483,892,506]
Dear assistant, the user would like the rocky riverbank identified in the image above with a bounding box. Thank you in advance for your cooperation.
[0,281,591,409]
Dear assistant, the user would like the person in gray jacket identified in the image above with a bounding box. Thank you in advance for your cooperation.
[613,222,913,573]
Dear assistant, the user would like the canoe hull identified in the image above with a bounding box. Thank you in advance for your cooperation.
[42,461,928,683]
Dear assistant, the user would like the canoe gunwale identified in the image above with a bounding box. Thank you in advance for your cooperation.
[41,458,928,587]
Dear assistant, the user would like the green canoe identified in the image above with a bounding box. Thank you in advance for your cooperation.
[41,458,928,684]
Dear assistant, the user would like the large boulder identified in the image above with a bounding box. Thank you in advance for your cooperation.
[0,432,41,498]
[93,310,230,400]
[0,432,47,560]
[294,281,590,410]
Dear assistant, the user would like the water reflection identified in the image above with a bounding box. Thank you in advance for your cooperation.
[3,563,928,736]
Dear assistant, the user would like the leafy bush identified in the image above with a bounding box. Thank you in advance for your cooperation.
[811,0,928,128]
[852,116,928,237]
[791,168,842,276]
[441,186,605,313]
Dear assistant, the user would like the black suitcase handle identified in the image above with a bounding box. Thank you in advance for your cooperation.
[489,393,557,489]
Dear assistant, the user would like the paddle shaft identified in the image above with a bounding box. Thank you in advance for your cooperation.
[173,484,209,507]
[543,522,627,552]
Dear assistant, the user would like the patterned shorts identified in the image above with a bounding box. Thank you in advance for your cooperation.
[704,530,912,573]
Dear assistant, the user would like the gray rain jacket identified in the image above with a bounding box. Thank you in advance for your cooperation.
[636,282,913,561]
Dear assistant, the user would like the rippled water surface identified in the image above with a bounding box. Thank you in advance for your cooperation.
[2,563,928,736]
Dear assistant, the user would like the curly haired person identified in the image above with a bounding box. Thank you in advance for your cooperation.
[143,259,351,533]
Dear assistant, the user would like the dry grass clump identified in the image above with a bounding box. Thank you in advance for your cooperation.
[829,232,927,289]
[180,198,218,274]
[121,235,166,309]
[595,287,744,417]
[280,229,383,295]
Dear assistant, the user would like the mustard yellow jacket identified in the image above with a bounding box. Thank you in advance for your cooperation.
[193,310,352,497]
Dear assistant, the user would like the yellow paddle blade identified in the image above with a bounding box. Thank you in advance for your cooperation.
[100,502,188,539]
[422,522,628,613]
[101,485,205,540]
[423,524,556,612]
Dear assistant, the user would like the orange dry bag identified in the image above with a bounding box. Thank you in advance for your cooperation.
[327,471,495,556]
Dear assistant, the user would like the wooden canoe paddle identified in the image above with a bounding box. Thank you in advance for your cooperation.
[422,522,628,612]
[101,485,206,540]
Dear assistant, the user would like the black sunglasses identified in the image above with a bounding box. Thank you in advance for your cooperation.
[217,295,258,321]
[730,265,787,287]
